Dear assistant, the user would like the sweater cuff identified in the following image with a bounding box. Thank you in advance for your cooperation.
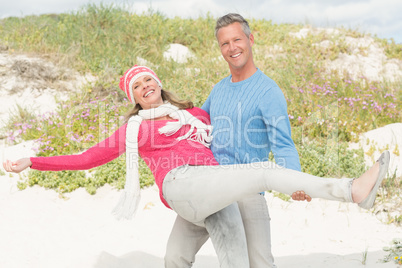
[29,157,36,169]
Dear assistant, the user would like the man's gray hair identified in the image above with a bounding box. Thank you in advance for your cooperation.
[215,13,251,40]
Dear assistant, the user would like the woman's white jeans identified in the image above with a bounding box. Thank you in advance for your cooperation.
[162,161,353,226]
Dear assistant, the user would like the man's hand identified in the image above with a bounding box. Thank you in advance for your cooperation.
[291,191,312,202]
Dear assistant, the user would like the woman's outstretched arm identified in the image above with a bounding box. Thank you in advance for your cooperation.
[3,124,127,173]
[3,158,32,173]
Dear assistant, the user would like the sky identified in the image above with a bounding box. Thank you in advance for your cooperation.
[0,0,401,44]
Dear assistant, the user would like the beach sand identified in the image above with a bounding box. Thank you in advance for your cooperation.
[0,140,401,268]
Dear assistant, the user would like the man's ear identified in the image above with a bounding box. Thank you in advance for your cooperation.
[249,33,255,46]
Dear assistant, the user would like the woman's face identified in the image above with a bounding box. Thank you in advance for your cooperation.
[132,75,163,110]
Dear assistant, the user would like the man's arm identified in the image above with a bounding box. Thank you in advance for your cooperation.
[259,86,301,171]
[259,86,310,201]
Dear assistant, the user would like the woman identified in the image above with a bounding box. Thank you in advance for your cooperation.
[3,65,390,264]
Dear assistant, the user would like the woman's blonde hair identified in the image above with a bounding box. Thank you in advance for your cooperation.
[124,89,193,123]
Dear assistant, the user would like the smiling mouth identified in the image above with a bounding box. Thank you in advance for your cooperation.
[231,52,241,58]
[143,90,155,98]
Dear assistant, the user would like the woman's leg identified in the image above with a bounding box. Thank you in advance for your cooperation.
[162,162,352,224]
[165,215,209,267]
[162,156,384,225]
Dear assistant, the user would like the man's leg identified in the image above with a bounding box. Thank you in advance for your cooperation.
[205,203,249,268]
[165,215,209,268]
[237,194,276,268]
[165,203,250,268]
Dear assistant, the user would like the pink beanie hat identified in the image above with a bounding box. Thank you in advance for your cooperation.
[119,65,163,103]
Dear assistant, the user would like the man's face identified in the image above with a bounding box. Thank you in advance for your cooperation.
[216,22,254,72]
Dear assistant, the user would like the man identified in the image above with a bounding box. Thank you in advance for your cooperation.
[165,13,309,268]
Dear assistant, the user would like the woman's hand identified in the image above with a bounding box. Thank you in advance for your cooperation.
[2,158,32,173]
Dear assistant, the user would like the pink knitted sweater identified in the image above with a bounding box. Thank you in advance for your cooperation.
[30,107,219,208]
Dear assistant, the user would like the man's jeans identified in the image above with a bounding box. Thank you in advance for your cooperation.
[165,203,250,268]
[164,195,276,268]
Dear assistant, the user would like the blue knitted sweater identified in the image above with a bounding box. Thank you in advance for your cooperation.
[202,69,301,171]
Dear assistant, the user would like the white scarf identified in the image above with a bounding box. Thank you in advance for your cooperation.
[112,102,213,220]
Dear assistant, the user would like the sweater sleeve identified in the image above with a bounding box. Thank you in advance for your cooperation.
[30,124,128,171]
[259,87,301,171]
